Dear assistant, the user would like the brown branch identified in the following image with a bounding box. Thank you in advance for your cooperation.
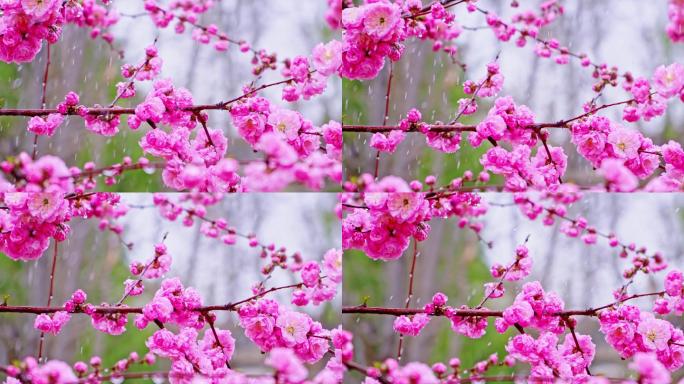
[373,62,394,179]
[37,242,58,361]
[343,93,643,134]
[342,291,665,318]
[397,239,419,359]
[0,76,296,118]
[0,283,305,315]
[32,44,52,160]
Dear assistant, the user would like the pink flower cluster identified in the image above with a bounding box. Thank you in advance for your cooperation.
[131,78,194,130]
[630,352,672,384]
[64,0,120,44]
[238,299,329,363]
[283,42,343,102]
[119,44,163,92]
[470,96,536,147]
[370,109,425,153]
[599,305,684,371]
[229,96,342,191]
[0,0,63,63]
[0,192,71,260]
[405,1,462,56]
[506,331,595,381]
[496,282,565,334]
[393,313,430,337]
[648,140,684,191]
[143,0,280,75]
[363,359,439,384]
[292,249,342,306]
[0,192,127,260]
[342,0,478,80]
[462,62,504,100]
[146,327,235,383]
[488,244,532,294]
[89,303,129,336]
[513,192,668,280]
[135,277,204,330]
[341,1,405,80]
[342,189,488,260]
[34,311,71,335]
[129,243,172,280]
[27,114,64,137]
[480,144,567,191]
[667,0,684,43]
[325,0,342,30]
[343,192,429,260]
[26,92,82,137]
[486,3,586,69]
[133,80,243,192]
[447,306,488,339]
[33,289,89,335]
[3,357,77,384]
[659,269,684,315]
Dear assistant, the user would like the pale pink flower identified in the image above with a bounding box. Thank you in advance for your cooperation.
[386,193,424,222]
[607,128,641,159]
[362,3,402,38]
[276,310,311,346]
[637,316,672,351]
[652,63,684,98]
[629,353,671,384]
[312,40,343,76]
[268,108,302,140]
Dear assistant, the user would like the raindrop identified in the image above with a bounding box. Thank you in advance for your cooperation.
[142,165,157,175]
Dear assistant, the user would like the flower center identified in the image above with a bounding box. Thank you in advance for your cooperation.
[286,325,296,335]
[277,122,287,132]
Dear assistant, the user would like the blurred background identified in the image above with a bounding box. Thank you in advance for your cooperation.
[0,193,341,375]
[343,0,684,185]
[343,193,684,381]
[0,0,341,191]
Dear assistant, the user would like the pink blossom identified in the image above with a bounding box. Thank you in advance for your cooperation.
[425,131,461,153]
[386,193,425,222]
[90,305,128,335]
[607,128,642,159]
[135,96,166,124]
[637,315,673,351]
[84,112,120,137]
[652,63,684,98]
[393,313,430,336]
[503,301,534,327]
[599,159,639,192]
[476,114,507,141]
[362,2,402,38]
[34,311,71,335]
[27,114,64,136]
[268,108,302,141]
[370,130,406,153]
[276,310,311,346]
[447,306,488,338]
[312,40,343,76]
[265,348,308,382]
[30,359,78,384]
[629,353,671,384]
[665,269,683,297]
[392,362,439,383]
